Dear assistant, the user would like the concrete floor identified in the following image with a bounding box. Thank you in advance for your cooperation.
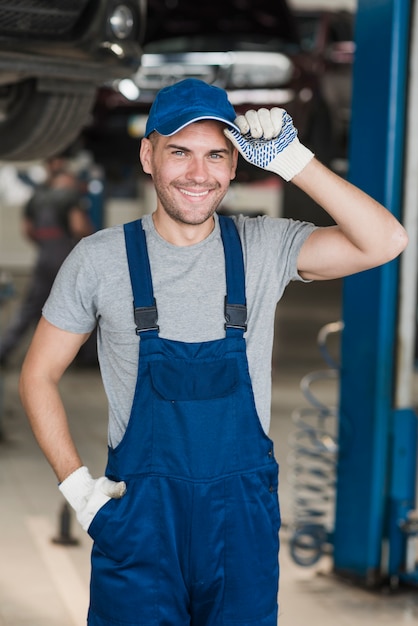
[1,276,418,625]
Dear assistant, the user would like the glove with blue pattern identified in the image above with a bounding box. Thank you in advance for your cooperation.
[224,107,314,181]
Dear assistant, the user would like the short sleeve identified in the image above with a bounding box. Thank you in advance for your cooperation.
[42,238,99,334]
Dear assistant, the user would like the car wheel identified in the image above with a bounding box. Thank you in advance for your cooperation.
[0,79,96,161]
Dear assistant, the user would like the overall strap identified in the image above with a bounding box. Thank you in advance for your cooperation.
[218,215,247,336]
[124,219,159,336]
[124,216,247,337]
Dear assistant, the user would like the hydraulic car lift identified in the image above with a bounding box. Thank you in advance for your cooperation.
[333,0,418,587]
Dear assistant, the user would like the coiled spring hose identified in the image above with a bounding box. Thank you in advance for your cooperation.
[288,320,344,566]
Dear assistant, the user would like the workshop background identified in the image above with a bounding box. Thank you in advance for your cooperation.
[1,0,418,624]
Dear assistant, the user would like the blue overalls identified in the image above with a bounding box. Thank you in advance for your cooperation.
[87,216,280,626]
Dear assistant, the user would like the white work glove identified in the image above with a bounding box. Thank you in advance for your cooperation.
[59,466,126,532]
[224,107,314,181]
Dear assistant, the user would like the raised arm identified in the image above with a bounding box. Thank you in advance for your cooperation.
[224,108,408,280]
[292,158,407,280]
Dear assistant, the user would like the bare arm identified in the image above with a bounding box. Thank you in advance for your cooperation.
[224,110,408,281]
[294,158,408,280]
[19,316,91,483]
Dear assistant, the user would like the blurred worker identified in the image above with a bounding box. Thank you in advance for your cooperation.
[20,79,407,625]
[0,168,93,366]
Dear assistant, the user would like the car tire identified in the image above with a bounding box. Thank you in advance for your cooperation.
[0,79,96,161]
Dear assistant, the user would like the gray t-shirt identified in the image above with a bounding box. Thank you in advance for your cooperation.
[43,213,316,447]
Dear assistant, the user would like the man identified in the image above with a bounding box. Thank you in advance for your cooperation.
[19,79,407,625]
[0,167,92,366]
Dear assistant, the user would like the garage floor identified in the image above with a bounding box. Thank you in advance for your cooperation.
[1,274,417,625]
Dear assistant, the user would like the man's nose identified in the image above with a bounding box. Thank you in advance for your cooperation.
[185,157,208,182]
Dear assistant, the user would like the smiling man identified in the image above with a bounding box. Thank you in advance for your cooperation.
[141,120,238,241]
[19,78,407,626]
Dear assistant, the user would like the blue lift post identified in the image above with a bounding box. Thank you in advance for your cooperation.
[333,0,417,585]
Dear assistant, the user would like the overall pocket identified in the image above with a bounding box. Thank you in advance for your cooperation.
[88,476,161,624]
[149,357,239,401]
[88,476,159,565]
[149,357,240,479]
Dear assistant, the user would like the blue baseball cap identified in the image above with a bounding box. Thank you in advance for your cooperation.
[144,78,240,138]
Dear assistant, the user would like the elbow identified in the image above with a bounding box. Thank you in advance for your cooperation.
[368,223,409,269]
[390,223,409,260]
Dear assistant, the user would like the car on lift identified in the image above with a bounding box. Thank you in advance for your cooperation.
[85,0,354,172]
[0,0,145,162]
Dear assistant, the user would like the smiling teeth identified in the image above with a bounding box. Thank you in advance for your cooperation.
[180,189,210,197]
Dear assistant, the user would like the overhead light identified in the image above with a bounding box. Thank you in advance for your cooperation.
[134,51,294,91]
[118,78,140,101]
[229,52,294,88]
[227,88,295,106]
[109,5,135,40]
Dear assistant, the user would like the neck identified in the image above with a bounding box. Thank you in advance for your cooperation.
[152,212,215,246]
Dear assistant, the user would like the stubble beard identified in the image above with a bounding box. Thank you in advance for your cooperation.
[155,182,227,227]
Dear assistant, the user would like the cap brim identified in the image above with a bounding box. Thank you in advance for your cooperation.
[152,114,241,137]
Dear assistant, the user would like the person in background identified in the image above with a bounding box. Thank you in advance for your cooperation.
[0,166,93,366]
[19,79,407,625]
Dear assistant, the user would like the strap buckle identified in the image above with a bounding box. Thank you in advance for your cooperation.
[224,298,247,331]
[134,300,159,334]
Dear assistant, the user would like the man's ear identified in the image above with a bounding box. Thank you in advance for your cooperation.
[230,147,238,181]
[139,137,153,175]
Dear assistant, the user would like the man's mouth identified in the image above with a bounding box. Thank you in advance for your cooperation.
[178,188,211,198]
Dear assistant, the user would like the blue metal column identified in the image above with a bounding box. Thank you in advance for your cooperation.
[333,0,411,584]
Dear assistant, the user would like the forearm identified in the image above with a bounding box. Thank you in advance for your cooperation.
[292,158,408,265]
[19,318,89,482]
[19,367,82,482]
[20,365,128,531]
[225,108,408,279]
